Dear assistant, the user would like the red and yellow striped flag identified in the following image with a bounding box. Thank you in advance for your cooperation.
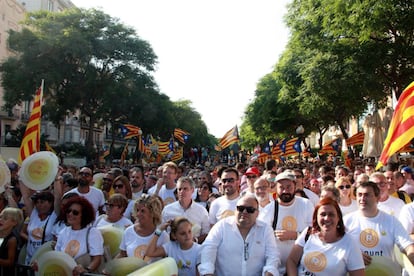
[219,126,239,149]
[377,81,414,169]
[18,81,43,164]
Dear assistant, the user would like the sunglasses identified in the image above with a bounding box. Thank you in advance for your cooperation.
[104,203,119,208]
[113,184,124,189]
[236,205,257,214]
[246,175,257,179]
[66,208,80,216]
[222,178,235,184]
[103,178,113,182]
[201,186,210,191]
[338,184,351,190]
[79,172,91,177]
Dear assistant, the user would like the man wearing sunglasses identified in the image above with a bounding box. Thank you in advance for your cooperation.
[208,168,241,226]
[199,195,280,276]
[65,167,105,216]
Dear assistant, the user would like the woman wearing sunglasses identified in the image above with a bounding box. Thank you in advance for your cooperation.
[110,175,135,221]
[94,193,132,229]
[335,177,358,216]
[55,196,104,275]
[286,198,365,276]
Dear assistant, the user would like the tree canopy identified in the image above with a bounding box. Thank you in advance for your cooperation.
[1,8,215,158]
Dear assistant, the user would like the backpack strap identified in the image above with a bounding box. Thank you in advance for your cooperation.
[272,200,279,230]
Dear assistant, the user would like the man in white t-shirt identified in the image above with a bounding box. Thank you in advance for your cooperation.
[273,171,314,275]
[162,176,210,243]
[208,168,241,226]
[66,167,105,215]
[370,172,404,217]
[292,168,319,206]
[344,181,414,269]
[150,162,178,205]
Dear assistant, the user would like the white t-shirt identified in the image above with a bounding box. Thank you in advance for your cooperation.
[25,210,57,264]
[257,200,276,227]
[162,241,201,276]
[123,200,136,221]
[339,200,358,216]
[157,186,177,206]
[399,202,414,234]
[162,201,210,237]
[344,210,413,265]
[119,225,169,262]
[93,214,132,229]
[296,229,365,275]
[208,196,240,225]
[55,226,104,259]
[275,197,314,275]
[378,196,405,217]
[303,188,319,206]
[66,187,105,214]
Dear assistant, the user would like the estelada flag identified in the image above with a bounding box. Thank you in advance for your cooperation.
[377,81,414,169]
[119,124,141,139]
[346,131,365,146]
[174,128,190,144]
[219,126,239,149]
[18,81,44,165]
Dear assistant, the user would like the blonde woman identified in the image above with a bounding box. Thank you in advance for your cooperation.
[335,177,358,216]
[117,194,169,263]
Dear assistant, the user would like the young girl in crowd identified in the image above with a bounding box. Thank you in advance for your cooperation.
[146,217,201,276]
[0,207,24,275]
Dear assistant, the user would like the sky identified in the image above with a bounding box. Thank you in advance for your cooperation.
[71,0,291,138]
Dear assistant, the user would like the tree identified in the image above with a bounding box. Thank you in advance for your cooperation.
[1,8,158,159]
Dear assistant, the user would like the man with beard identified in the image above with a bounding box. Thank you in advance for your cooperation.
[65,167,105,215]
[129,166,147,199]
[273,171,313,275]
[101,172,114,200]
[208,168,241,226]
[199,195,280,276]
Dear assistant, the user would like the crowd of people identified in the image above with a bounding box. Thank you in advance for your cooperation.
[2,157,414,275]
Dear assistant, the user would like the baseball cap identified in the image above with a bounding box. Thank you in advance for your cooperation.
[275,171,295,182]
[245,167,260,176]
[402,166,412,174]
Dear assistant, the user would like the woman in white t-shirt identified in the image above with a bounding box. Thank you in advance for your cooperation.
[55,196,104,275]
[94,193,132,229]
[286,198,365,276]
[117,194,169,262]
[335,177,358,216]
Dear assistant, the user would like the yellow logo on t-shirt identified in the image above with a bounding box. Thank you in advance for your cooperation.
[65,240,80,257]
[304,251,327,272]
[281,216,297,231]
[360,228,379,248]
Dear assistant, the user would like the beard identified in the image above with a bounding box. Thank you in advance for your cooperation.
[78,178,89,187]
[279,192,295,203]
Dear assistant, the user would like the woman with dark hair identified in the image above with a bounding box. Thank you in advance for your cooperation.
[52,192,80,240]
[20,190,57,265]
[195,182,212,208]
[55,196,104,275]
[117,194,169,263]
[286,198,365,276]
[111,175,135,220]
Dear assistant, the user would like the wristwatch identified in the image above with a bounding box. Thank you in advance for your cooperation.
[154,229,162,237]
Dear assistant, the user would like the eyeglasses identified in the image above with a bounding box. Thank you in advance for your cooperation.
[104,203,119,208]
[255,186,269,191]
[103,178,113,182]
[246,175,257,179]
[66,208,80,216]
[113,184,124,189]
[236,205,257,213]
[294,175,303,178]
[79,172,91,177]
[222,178,235,184]
[201,186,210,191]
[338,184,351,190]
